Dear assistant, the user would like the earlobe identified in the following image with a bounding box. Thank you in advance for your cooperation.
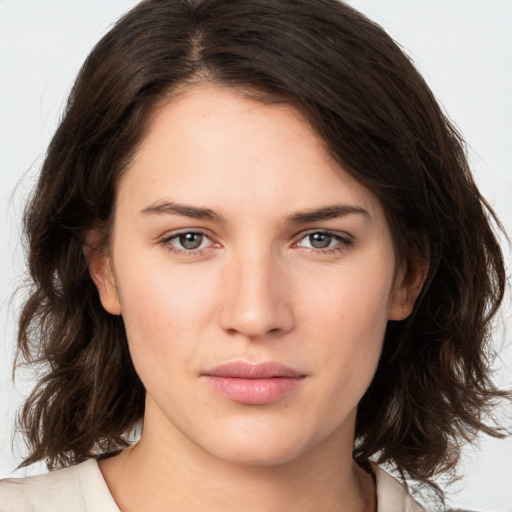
[84,236,122,316]
[389,254,429,321]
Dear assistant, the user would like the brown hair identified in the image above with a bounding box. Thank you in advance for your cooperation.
[16,0,508,496]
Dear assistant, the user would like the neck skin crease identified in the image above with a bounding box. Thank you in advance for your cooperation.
[98,404,377,512]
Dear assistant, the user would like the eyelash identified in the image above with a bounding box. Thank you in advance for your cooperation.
[158,229,353,257]
[292,230,353,256]
[159,229,215,256]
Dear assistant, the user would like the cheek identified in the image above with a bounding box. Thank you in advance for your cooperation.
[113,254,219,380]
[296,256,394,394]
[298,256,394,338]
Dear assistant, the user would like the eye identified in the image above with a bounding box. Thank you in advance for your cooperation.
[295,231,351,251]
[160,230,215,253]
[175,232,207,250]
[303,232,335,249]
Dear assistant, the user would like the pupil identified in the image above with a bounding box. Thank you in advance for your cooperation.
[180,233,202,250]
[310,233,331,249]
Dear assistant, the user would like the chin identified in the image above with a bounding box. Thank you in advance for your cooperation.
[214,446,306,467]
[201,425,316,468]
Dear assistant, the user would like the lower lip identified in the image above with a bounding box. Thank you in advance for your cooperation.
[204,376,305,405]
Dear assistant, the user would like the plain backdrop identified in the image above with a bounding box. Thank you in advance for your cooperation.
[1,1,511,511]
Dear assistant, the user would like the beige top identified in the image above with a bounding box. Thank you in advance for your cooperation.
[0,459,424,511]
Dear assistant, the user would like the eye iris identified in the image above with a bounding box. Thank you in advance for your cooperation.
[179,233,203,250]
[309,233,332,249]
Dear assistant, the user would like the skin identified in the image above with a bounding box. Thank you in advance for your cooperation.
[90,84,424,512]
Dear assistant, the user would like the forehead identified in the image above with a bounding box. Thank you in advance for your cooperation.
[119,84,386,224]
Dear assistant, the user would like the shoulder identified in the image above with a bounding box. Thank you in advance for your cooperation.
[0,459,119,512]
[374,465,425,512]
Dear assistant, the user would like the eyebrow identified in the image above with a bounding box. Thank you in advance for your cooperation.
[141,201,369,224]
[287,204,370,224]
[140,201,225,223]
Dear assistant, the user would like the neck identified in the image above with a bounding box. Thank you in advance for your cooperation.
[99,405,375,512]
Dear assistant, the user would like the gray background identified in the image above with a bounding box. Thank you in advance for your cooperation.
[1,1,511,510]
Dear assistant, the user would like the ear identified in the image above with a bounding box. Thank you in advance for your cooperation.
[84,233,122,316]
[388,251,429,321]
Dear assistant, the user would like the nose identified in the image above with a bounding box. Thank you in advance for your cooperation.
[218,249,294,339]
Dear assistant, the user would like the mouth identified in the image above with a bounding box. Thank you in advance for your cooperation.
[202,361,306,405]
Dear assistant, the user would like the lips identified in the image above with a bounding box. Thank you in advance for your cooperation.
[202,361,306,405]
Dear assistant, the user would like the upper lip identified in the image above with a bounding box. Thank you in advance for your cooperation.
[203,361,304,379]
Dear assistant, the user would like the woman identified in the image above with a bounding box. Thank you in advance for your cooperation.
[0,0,508,510]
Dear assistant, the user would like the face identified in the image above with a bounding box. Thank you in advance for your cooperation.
[91,85,415,467]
